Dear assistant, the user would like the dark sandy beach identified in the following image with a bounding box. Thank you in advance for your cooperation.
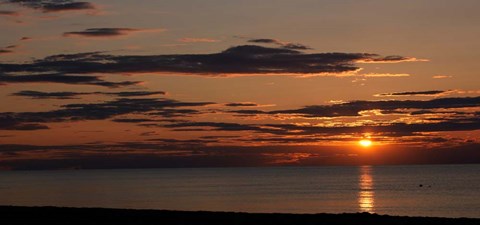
[1,206,479,225]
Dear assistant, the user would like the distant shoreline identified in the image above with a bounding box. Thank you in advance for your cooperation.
[1,206,479,225]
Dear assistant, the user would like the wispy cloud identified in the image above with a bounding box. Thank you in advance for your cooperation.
[63,28,164,38]
[362,73,411,77]
[63,28,140,37]
[0,73,141,87]
[374,90,448,97]
[433,75,452,79]
[12,90,166,99]
[357,56,428,63]
[374,89,480,98]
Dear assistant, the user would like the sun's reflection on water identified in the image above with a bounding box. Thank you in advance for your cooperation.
[358,165,375,213]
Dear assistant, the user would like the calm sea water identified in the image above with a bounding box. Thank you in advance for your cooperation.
[0,164,479,218]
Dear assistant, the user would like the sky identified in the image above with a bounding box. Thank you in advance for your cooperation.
[0,0,479,170]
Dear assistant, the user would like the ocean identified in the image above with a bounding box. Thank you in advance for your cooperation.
[0,164,479,218]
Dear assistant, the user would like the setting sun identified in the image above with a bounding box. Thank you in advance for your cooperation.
[359,139,373,147]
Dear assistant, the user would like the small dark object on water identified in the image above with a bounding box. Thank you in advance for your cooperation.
[419,184,423,187]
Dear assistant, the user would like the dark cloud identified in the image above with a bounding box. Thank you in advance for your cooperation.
[0,73,141,87]
[12,91,82,99]
[236,136,356,144]
[225,102,258,107]
[0,98,214,130]
[247,39,278,44]
[63,28,141,37]
[164,122,265,132]
[282,43,311,50]
[200,135,240,139]
[146,138,218,145]
[375,90,447,97]
[12,90,166,99]
[42,1,94,12]
[112,118,158,123]
[248,38,312,50]
[270,97,480,118]
[410,110,435,115]
[5,0,95,12]
[0,45,419,76]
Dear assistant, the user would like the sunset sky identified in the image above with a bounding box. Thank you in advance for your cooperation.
[1,0,479,169]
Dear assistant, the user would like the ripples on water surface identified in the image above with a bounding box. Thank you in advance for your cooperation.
[0,164,479,218]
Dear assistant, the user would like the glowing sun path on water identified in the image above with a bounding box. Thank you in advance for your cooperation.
[359,165,375,213]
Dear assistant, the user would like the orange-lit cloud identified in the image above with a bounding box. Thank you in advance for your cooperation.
[178,38,219,43]
[361,73,411,77]
[433,75,453,79]
[357,56,428,63]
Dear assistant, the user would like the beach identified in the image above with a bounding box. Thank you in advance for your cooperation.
[1,206,479,225]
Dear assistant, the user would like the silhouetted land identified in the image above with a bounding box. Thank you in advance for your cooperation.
[1,206,479,225]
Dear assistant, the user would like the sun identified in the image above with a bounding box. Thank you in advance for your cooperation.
[359,139,372,147]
